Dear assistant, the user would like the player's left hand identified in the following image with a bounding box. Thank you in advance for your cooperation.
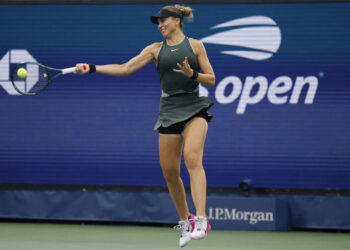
[173,57,193,78]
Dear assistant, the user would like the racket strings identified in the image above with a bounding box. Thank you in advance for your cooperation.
[28,66,51,94]
[11,63,51,95]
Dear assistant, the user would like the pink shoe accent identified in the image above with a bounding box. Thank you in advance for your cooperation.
[189,213,195,233]
[206,216,211,233]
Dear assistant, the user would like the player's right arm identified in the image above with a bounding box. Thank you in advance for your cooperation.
[74,43,161,76]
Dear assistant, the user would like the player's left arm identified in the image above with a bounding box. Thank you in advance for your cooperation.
[174,38,215,87]
[193,39,215,87]
[173,39,215,87]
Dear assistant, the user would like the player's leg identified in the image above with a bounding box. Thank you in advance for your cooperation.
[159,133,194,247]
[159,133,189,220]
[183,117,211,239]
[183,117,208,217]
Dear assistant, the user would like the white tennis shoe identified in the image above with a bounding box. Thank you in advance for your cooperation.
[174,214,195,248]
[191,216,211,240]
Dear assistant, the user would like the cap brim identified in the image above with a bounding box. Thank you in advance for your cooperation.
[150,14,169,24]
[150,9,183,24]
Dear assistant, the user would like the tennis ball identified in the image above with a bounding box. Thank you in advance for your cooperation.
[17,68,27,78]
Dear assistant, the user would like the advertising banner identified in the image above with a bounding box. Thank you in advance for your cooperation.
[0,3,349,189]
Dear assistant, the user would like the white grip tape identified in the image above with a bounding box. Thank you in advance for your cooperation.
[61,67,76,75]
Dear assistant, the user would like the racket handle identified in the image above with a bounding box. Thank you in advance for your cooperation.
[61,67,76,75]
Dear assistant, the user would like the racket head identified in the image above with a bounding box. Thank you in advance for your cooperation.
[10,62,56,95]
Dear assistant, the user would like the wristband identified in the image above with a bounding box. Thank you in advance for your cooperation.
[88,64,96,73]
[190,70,198,80]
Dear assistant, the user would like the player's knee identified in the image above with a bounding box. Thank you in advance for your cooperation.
[161,167,180,183]
[184,150,202,171]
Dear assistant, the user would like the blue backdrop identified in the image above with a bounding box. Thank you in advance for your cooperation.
[0,3,349,189]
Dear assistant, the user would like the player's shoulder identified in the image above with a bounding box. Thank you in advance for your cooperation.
[142,42,162,56]
[188,37,205,55]
[146,42,162,51]
[188,37,201,44]
[188,37,204,47]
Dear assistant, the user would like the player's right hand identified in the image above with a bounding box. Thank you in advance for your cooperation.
[74,64,89,75]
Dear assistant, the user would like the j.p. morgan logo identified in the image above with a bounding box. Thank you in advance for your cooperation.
[0,49,38,95]
[208,207,274,225]
[201,16,281,61]
[199,16,320,114]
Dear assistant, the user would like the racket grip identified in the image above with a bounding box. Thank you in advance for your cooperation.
[62,67,76,75]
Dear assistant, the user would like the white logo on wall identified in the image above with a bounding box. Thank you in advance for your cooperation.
[199,16,319,114]
[0,50,38,95]
[201,16,281,61]
[208,207,274,225]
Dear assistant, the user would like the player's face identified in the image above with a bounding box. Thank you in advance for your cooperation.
[158,17,180,38]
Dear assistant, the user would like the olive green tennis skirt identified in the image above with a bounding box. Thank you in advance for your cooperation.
[154,93,213,130]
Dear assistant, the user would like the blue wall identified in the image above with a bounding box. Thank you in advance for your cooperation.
[1,190,350,230]
[0,3,350,189]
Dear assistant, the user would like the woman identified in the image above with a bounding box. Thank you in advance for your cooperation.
[75,5,215,248]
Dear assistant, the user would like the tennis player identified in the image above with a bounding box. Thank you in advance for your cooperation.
[74,5,215,248]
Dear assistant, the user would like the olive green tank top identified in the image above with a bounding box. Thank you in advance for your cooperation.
[157,36,200,97]
[154,37,213,130]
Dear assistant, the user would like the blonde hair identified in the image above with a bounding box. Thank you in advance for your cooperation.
[163,5,194,28]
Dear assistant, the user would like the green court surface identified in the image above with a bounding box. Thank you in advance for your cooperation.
[0,222,349,250]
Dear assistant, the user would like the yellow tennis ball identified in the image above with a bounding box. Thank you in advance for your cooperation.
[17,68,27,78]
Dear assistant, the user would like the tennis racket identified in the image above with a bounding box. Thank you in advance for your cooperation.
[10,62,78,95]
